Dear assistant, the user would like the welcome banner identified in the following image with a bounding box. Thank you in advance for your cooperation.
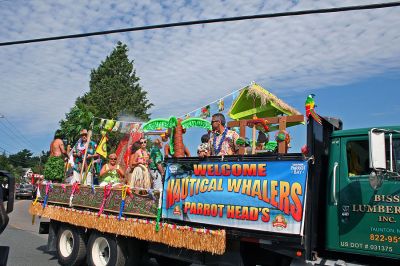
[162,160,308,234]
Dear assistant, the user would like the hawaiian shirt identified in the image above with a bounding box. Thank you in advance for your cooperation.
[149,147,163,170]
[72,139,97,172]
[209,129,239,156]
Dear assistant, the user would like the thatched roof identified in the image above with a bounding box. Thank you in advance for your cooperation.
[228,82,302,121]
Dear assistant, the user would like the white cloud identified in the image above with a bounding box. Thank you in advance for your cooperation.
[0,0,399,153]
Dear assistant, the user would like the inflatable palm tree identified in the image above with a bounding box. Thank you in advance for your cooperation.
[142,116,211,157]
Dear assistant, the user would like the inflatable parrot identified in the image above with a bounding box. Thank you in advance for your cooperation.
[305,94,322,125]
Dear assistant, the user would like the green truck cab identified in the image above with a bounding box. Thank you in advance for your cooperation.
[325,126,400,260]
[306,117,400,264]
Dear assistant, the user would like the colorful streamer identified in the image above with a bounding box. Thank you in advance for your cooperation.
[155,189,163,232]
[98,184,112,217]
[118,185,128,220]
[69,182,80,207]
[42,182,52,209]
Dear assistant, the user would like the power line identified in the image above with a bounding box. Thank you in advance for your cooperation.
[0,145,12,155]
[2,116,38,149]
[0,141,20,154]
[0,119,34,150]
[0,121,27,150]
[0,1,399,47]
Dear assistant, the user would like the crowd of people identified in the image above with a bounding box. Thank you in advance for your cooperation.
[46,113,278,190]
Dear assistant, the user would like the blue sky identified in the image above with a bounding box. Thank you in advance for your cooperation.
[0,0,399,156]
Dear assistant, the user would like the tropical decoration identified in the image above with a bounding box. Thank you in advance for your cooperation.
[42,182,52,209]
[201,105,211,119]
[246,117,270,133]
[305,94,322,125]
[29,204,226,255]
[98,184,112,216]
[181,118,212,131]
[37,183,158,217]
[275,130,286,142]
[180,88,241,119]
[142,117,211,158]
[118,185,132,220]
[69,182,80,207]
[264,141,278,152]
[96,135,108,158]
[30,182,225,254]
[229,82,303,131]
[218,99,225,112]
[275,130,291,153]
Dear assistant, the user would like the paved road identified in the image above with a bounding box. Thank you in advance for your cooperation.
[0,199,176,266]
[0,199,58,266]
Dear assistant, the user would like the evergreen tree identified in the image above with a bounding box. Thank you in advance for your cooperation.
[80,41,153,120]
[60,41,153,143]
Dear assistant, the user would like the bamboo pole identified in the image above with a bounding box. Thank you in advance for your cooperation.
[251,115,257,155]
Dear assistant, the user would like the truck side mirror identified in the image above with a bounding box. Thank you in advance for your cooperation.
[0,171,14,235]
[0,172,15,213]
[369,129,386,170]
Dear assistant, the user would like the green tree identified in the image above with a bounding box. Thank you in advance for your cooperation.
[0,152,21,181]
[59,41,153,147]
[59,103,95,144]
[8,149,33,168]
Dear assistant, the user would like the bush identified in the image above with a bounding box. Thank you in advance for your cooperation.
[43,157,65,182]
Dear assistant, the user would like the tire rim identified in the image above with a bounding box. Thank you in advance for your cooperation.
[92,237,110,266]
[59,229,74,258]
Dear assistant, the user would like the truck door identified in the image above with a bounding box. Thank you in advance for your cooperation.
[335,135,400,259]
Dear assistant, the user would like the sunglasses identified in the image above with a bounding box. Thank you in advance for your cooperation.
[211,120,220,124]
[140,140,147,144]
[109,158,117,161]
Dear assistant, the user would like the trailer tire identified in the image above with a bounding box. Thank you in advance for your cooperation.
[87,232,127,266]
[56,225,87,266]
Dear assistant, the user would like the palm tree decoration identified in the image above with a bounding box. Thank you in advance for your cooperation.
[142,117,211,157]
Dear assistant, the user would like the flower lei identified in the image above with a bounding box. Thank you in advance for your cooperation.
[213,127,228,155]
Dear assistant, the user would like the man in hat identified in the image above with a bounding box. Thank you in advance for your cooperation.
[71,129,98,184]
[149,138,164,190]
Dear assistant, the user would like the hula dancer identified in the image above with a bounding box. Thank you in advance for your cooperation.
[127,138,152,190]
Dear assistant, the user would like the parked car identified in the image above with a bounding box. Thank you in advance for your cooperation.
[15,183,33,199]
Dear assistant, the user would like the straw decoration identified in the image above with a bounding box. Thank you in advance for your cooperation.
[29,204,226,255]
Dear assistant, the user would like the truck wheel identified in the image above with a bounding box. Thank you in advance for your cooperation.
[56,225,87,266]
[87,232,127,266]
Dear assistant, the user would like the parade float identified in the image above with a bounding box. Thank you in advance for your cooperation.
[30,83,400,265]
[30,82,303,255]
